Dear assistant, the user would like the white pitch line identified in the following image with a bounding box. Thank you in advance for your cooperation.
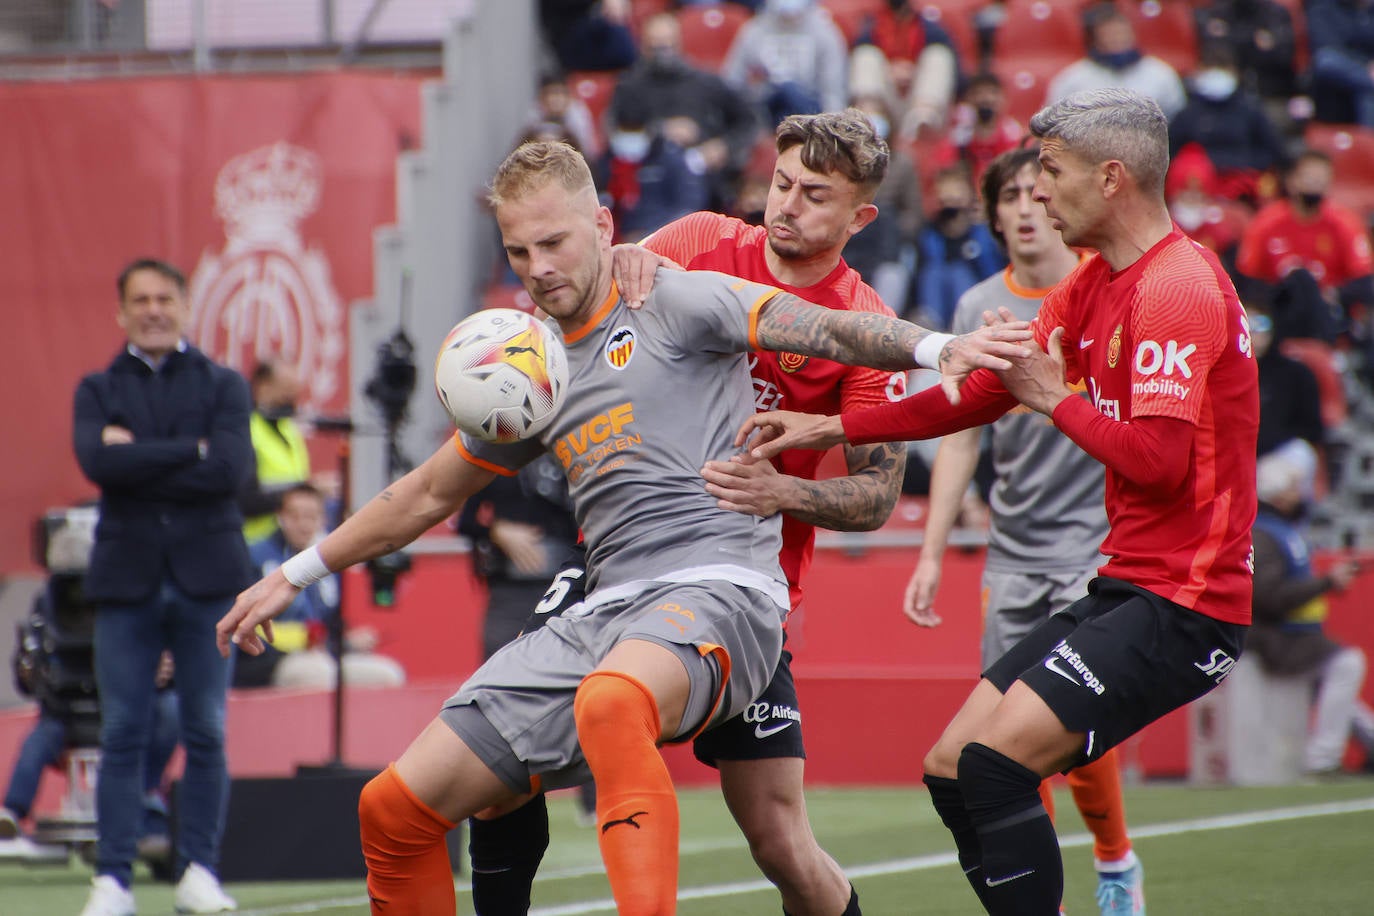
[233,796,1374,916]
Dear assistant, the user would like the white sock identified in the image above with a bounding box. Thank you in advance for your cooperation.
[1095,849,1139,874]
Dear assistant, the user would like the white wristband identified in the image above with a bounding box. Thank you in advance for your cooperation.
[280,545,330,589]
[914,332,956,370]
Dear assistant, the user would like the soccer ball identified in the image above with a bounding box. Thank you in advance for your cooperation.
[434,309,569,443]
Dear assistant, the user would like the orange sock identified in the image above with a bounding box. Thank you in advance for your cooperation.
[357,763,457,915]
[574,671,678,916]
[1038,777,1056,822]
[1066,749,1133,864]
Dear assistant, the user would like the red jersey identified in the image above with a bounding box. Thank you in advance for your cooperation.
[1235,199,1373,291]
[644,211,903,611]
[846,231,1258,624]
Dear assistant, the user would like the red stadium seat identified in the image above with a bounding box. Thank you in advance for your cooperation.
[991,0,1086,67]
[629,0,673,35]
[1118,0,1197,76]
[821,0,885,47]
[568,70,618,148]
[990,54,1070,126]
[917,1,980,68]
[1303,123,1374,224]
[676,2,754,71]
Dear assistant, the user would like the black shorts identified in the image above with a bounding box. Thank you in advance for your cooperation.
[524,545,807,766]
[519,546,590,635]
[984,576,1247,769]
[693,646,805,766]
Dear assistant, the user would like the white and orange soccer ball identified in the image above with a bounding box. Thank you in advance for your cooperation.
[434,308,569,442]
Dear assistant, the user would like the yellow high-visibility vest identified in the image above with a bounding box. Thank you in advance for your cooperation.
[244,411,310,543]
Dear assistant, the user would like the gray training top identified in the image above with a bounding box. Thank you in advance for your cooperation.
[952,269,1109,573]
[462,268,790,611]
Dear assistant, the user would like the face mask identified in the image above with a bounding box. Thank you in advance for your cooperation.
[975,104,998,124]
[935,205,964,225]
[1297,191,1325,211]
[1171,202,1207,232]
[866,113,890,140]
[646,48,681,73]
[610,131,652,163]
[1192,68,1238,101]
[1092,48,1142,71]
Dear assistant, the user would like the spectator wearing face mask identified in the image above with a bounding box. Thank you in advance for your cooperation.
[597,101,709,243]
[909,165,1006,330]
[610,13,759,211]
[1195,0,1301,125]
[931,71,1024,188]
[722,0,849,126]
[1165,143,1249,271]
[1168,43,1287,205]
[1046,3,1186,119]
[1237,149,1374,358]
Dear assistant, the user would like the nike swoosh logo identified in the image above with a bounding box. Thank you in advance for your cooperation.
[1044,655,1083,686]
[754,721,796,739]
[986,868,1036,887]
[1079,336,1095,349]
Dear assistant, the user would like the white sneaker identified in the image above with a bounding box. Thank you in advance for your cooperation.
[174,862,237,913]
[0,806,19,839]
[0,834,69,862]
[79,875,136,916]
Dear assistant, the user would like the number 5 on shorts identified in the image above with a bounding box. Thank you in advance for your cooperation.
[535,567,586,615]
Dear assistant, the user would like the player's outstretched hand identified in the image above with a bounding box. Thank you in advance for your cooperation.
[937,319,1033,404]
[701,454,791,517]
[903,554,944,628]
[995,326,1073,416]
[215,570,300,658]
[611,243,684,309]
[735,410,847,460]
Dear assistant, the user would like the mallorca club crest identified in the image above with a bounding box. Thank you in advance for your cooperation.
[188,142,345,411]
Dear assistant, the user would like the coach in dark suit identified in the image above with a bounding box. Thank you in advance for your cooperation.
[72,258,252,915]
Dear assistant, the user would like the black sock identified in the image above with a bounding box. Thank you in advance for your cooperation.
[782,884,860,916]
[468,792,549,916]
[958,742,1062,915]
[924,772,993,908]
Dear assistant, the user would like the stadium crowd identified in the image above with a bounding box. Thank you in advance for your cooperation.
[521,0,1374,447]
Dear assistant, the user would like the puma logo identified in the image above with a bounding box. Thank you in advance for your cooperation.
[504,345,539,356]
[601,811,649,833]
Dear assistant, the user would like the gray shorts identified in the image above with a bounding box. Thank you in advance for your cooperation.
[980,566,1098,668]
[440,579,784,792]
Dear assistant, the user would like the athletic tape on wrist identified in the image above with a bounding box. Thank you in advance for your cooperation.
[914,332,956,370]
[281,545,329,588]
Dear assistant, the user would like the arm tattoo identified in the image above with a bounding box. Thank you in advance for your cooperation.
[755,294,928,370]
[784,441,907,531]
[379,489,395,502]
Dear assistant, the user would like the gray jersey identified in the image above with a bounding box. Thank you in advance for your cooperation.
[952,270,1108,573]
[463,268,789,610]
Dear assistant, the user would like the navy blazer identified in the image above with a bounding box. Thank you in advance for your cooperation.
[73,345,255,604]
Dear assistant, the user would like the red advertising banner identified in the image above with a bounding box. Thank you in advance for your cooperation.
[0,71,427,573]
